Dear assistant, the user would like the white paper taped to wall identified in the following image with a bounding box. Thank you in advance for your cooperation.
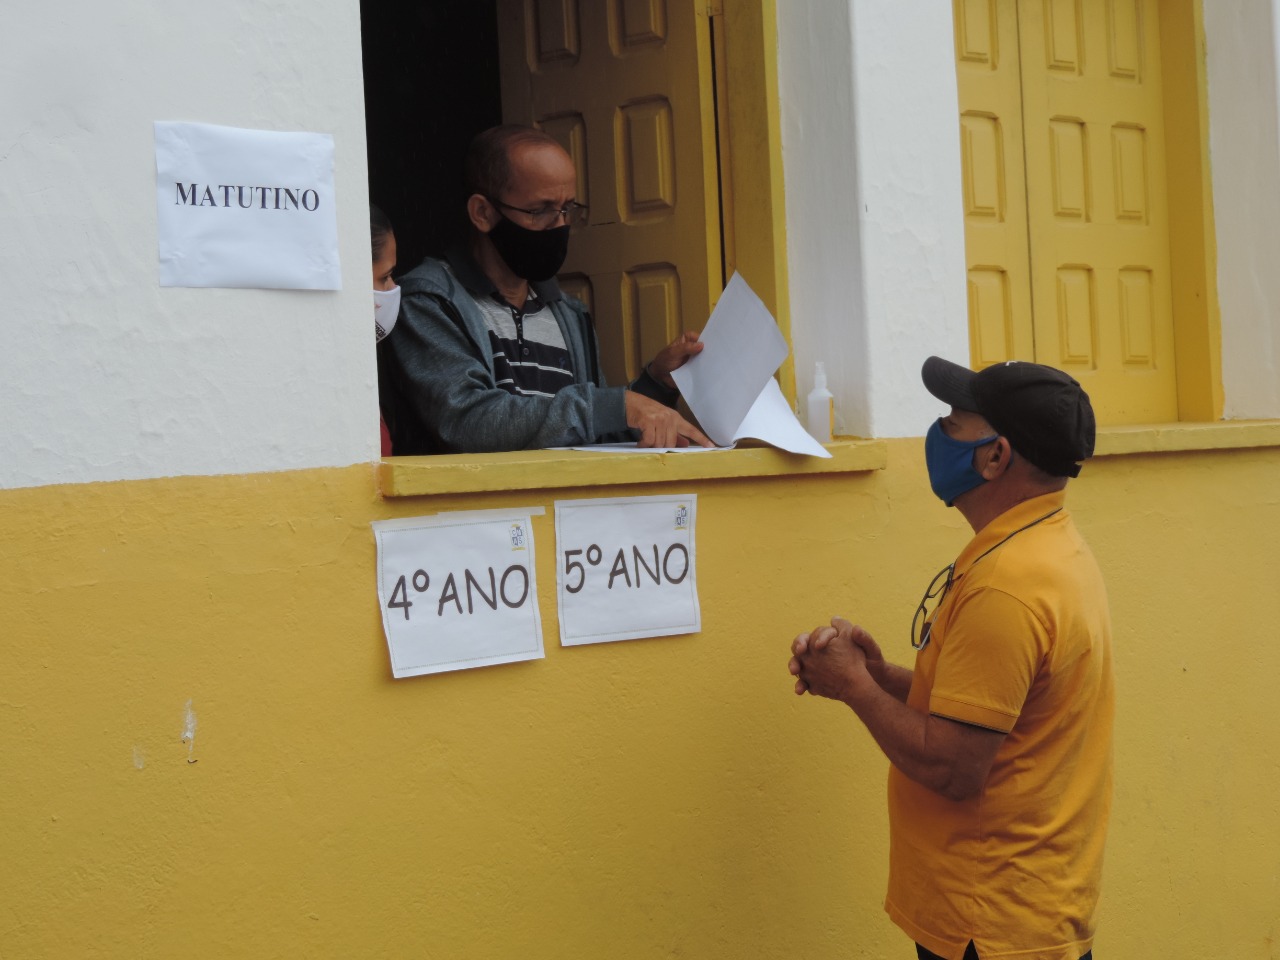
[554,494,700,646]
[372,511,544,678]
[154,121,342,290]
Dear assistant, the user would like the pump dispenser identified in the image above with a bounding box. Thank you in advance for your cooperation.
[806,362,835,443]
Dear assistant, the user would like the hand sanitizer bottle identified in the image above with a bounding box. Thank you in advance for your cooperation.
[806,362,834,443]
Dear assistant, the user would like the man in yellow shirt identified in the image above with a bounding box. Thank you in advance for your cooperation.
[789,356,1113,960]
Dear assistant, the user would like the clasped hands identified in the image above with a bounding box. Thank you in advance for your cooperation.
[789,617,884,701]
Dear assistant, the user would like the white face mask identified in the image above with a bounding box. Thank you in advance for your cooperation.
[374,284,401,342]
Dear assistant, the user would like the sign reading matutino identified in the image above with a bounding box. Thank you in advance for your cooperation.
[154,121,342,290]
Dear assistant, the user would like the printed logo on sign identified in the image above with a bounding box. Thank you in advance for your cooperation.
[510,523,526,550]
[674,504,689,530]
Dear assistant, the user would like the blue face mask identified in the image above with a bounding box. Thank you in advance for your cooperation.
[924,419,997,506]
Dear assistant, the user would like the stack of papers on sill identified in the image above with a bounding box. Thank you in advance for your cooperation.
[570,272,832,458]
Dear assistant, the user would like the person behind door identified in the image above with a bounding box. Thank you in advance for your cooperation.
[788,357,1113,960]
[371,204,399,457]
[382,124,711,453]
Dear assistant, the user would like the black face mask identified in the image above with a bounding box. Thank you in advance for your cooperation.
[487,214,571,281]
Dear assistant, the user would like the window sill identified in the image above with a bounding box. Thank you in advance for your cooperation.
[1094,419,1280,457]
[379,439,887,497]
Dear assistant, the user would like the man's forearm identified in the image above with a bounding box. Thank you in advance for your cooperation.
[631,366,680,407]
[870,662,913,703]
[841,674,982,801]
[793,627,1000,802]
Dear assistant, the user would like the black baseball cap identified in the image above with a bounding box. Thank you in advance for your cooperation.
[921,356,1096,478]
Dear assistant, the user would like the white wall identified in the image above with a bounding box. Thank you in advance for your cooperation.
[12,1,1269,489]
[1204,0,1280,419]
[0,0,375,491]
[777,1,970,439]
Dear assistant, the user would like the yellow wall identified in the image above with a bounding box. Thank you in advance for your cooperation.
[3,443,1278,958]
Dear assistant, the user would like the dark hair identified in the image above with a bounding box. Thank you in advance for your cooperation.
[370,204,394,261]
[464,125,564,200]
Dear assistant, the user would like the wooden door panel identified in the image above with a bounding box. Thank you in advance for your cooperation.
[1019,0,1178,423]
[498,0,721,386]
[954,0,1036,367]
[956,0,1178,424]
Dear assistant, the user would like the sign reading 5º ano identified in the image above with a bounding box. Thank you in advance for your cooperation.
[555,494,700,647]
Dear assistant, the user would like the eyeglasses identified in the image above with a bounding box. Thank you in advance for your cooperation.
[911,562,954,650]
[488,197,589,229]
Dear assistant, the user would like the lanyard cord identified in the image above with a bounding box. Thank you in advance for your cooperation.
[914,507,1063,651]
[957,506,1063,578]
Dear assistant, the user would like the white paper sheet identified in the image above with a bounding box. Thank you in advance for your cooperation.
[555,495,699,646]
[671,272,789,445]
[668,273,831,458]
[155,121,342,290]
[372,512,543,677]
[566,385,831,456]
[730,378,832,457]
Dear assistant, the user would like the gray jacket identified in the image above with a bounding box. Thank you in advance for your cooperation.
[382,249,676,454]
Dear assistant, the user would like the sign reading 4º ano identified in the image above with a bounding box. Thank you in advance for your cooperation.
[154,121,342,290]
[555,494,700,646]
[372,511,544,678]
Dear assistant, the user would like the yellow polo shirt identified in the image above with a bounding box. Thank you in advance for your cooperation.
[885,491,1114,960]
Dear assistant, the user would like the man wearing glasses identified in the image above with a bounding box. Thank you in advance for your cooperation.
[382,125,712,454]
[788,357,1113,960]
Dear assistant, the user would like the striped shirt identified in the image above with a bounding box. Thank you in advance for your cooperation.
[475,289,575,398]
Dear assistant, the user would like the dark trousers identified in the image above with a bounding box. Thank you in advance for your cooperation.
[916,944,1092,960]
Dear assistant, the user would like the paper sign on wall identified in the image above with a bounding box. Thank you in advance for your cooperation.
[555,495,700,646]
[154,121,342,290]
[372,511,544,677]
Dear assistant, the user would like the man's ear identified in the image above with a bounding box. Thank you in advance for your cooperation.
[979,436,1014,480]
[467,193,497,234]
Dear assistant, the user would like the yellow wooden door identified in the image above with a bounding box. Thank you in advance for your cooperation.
[954,0,1036,367]
[955,0,1179,424]
[496,0,723,387]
